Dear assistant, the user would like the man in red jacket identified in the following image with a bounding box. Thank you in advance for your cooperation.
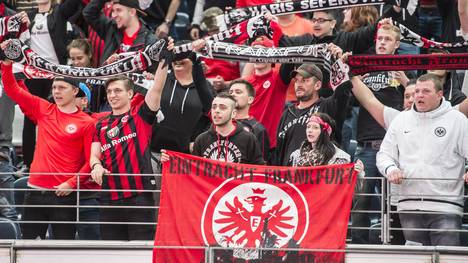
[1,54,95,239]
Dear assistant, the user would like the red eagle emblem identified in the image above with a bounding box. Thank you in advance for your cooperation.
[214,188,294,248]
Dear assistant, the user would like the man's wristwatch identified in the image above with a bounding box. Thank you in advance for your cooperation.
[164,18,172,27]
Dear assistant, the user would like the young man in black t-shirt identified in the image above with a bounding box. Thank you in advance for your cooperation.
[351,24,408,244]
[192,93,265,165]
[161,93,265,165]
[89,40,171,240]
[229,79,270,163]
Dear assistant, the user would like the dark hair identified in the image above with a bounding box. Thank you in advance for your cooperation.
[322,10,339,20]
[215,92,237,106]
[417,74,443,92]
[105,75,134,91]
[309,112,337,165]
[67,39,94,67]
[229,79,255,97]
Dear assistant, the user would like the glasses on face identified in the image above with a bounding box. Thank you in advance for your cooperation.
[311,18,333,24]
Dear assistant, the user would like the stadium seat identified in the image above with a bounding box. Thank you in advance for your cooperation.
[0,217,20,239]
[13,176,29,216]
[174,12,190,40]
[461,224,468,246]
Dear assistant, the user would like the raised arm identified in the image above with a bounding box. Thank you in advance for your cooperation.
[192,39,214,113]
[189,0,205,39]
[58,0,85,20]
[155,0,181,38]
[351,76,386,128]
[460,0,468,37]
[83,0,113,39]
[145,39,174,111]
[0,58,48,122]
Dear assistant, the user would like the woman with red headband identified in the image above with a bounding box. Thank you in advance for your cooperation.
[290,113,364,172]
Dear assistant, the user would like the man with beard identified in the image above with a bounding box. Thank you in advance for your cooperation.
[273,62,351,166]
[83,0,158,67]
[229,79,270,162]
[192,93,265,164]
[161,93,265,165]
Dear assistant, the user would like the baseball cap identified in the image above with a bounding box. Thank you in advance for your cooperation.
[53,76,89,99]
[111,0,148,16]
[200,7,223,32]
[78,83,92,102]
[291,63,323,81]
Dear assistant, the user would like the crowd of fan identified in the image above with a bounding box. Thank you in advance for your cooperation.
[0,0,467,247]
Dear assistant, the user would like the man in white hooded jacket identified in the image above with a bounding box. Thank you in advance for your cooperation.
[377,73,468,246]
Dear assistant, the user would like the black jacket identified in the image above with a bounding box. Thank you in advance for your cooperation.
[83,0,158,65]
[279,22,378,54]
[237,117,270,163]
[443,71,467,106]
[193,123,265,165]
[273,82,352,166]
[150,59,213,153]
[27,0,83,64]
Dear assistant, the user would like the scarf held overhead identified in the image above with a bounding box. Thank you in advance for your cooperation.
[2,39,167,79]
[12,63,154,90]
[218,0,418,28]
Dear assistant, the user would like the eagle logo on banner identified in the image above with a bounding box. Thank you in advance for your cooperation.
[202,176,309,260]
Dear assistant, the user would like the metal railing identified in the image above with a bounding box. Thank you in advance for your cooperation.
[1,172,468,246]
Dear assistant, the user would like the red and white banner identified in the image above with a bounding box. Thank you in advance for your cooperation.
[153,151,357,262]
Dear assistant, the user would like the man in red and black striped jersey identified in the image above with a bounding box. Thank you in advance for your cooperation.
[89,39,172,240]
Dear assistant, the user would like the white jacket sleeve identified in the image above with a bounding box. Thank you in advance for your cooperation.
[457,118,468,161]
[191,0,205,26]
[376,122,400,177]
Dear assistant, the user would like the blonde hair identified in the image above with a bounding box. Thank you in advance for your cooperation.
[378,24,401,41]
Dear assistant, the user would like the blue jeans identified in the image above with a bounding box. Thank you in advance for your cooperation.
[351,145,383,244]
[76,198,101,240]
[341,107,359,159]
[399,212,461,246]
[0,160,17,221]
[418,7,443,42]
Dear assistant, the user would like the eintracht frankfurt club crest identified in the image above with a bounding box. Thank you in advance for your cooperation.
[201,174,309,257]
